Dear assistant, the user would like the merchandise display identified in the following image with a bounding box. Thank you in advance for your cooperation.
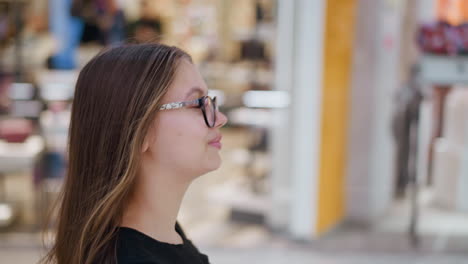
[406,2,468,241]
[0,0,278,231]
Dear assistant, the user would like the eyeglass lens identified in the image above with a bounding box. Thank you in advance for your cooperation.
[203,96,216,127]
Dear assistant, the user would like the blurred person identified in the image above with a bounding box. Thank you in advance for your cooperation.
[127,0,163,43]
[71,0,126,46]
[1,10,57,71]
[40,43,227,264]
[392,65,423,197]
[49,0,84,69]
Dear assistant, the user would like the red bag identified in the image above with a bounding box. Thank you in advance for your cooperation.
[0,118,33,143]
[417,21,458,55]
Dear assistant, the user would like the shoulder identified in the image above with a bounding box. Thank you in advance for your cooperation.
[115,224,210,264]
[115,227,168,264]
[118,259,164,264]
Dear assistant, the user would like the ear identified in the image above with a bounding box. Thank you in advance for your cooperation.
[142,138,150,153]
[142,122,156,153]
[141,127,151,153]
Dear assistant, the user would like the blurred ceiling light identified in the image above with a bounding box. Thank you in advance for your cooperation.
[40,83,75,101]
[243,90,290,108]
[10,83,34,100]
[0,204,13,222]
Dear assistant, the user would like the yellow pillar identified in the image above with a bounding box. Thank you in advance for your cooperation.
[316,0,357,235]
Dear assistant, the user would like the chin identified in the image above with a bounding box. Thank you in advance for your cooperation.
[204,156,222,173]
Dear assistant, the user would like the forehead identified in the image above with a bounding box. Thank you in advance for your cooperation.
[163,59,208,102]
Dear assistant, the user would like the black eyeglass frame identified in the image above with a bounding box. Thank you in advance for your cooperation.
[158,95,218,128]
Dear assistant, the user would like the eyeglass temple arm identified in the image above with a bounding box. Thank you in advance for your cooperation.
[158,98,201,110]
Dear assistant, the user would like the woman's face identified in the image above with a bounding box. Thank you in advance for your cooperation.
[145,59,228,179]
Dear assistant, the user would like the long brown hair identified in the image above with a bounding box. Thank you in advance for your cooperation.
[40,43,191,264]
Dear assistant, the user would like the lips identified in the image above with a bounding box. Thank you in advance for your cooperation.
[209,134,222,149]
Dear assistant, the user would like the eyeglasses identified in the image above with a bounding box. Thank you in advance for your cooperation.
[158,95,218,128]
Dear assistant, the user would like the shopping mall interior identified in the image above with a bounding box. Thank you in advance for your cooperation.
[0,0,467,263]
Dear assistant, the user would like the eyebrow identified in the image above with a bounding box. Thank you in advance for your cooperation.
[185,87,208,100]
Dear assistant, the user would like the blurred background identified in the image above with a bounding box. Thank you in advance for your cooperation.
[0,0,467,263]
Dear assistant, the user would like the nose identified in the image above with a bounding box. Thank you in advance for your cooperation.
[215,110,228,128]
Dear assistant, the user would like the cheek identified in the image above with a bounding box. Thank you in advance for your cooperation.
[152,114,208,164]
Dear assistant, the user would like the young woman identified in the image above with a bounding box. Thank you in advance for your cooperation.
[41,43,227,264]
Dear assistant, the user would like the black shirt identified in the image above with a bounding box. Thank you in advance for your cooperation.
[116,222,210,264]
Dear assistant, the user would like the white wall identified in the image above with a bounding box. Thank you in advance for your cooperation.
[268,0,295,231]
[269,0,326,239]
[347,0,407,223]
[346,0,381,223]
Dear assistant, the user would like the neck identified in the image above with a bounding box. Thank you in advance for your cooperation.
[121,162,192,244]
